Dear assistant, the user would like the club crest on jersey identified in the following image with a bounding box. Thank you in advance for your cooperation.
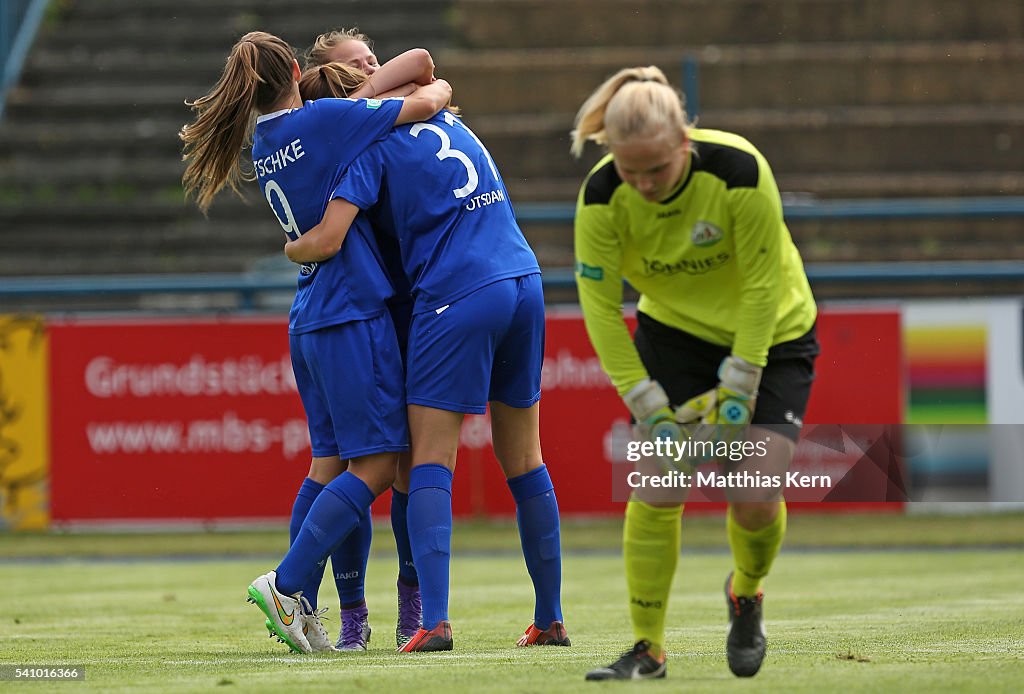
[691,221,723,247]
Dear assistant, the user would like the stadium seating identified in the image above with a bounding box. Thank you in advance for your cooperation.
[0,0,1022,294]
[443,0,1024,277]
[0,0,451,278]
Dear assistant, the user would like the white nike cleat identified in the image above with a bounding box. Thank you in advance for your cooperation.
[299,596,339,653]
[247,571,311,654]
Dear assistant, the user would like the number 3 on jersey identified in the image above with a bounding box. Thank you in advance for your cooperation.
[409,112,499,200]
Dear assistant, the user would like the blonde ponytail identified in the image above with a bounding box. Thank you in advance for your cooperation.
[570,66,690,158]
[305,28,372,69]
[298,62,368,100]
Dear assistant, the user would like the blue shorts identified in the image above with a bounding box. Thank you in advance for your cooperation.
[387,293,414,370]
[406,273,544,414]
[290,312,409,459]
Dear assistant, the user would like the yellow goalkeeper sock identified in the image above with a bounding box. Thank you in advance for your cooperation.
[727,501,787,596]
[623,499,682,656]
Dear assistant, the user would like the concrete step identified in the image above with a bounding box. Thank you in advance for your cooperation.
[4,199,1020,261]
[6,83,250,110]
[439,41,1024,114]
[50,6,450,54]
[0,252,261,278]
[467,105,1024,178]
[64,0,449,21]
[4,151,1024,202]
[0,199,269,229]
[0,227,261,254]
[4,103,1022,175]
[524,215,1024,253]
[788,218,1024,262]
[0,202,276,253]
[0,206,282,276]
[2,88,216,122]
[22,39,1024,108]
[521,216,1024,262]
[0,160,186,200]
[3,154,1023,215]
[452,0,1024,49]
[777,172,1024,198]
[0,118,188,158]
[22,41,1024,113]
[21,51,230,90]
[505,172,1024,203]
[48,22,444,60]
[0,226,277,255]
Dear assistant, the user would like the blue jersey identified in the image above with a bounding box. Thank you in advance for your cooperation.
[252,97,403,334]
[334,111,540,314]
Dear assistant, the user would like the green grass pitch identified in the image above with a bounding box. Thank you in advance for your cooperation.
[1,514,1022,692]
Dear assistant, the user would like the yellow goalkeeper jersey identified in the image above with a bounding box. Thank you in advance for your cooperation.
[574,127,817,396]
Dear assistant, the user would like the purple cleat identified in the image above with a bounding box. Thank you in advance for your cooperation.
[336,603,371,652]
[396,579,422,649]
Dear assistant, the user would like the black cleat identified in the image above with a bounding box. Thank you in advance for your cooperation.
[725,572,767,677]
[585,640,666,681]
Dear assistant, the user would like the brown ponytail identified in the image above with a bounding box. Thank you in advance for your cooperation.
[180,31,297,213]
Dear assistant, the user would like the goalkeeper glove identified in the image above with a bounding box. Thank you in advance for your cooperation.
[623,379,680,443]
[623,379,690,473]
[675,355,763,428]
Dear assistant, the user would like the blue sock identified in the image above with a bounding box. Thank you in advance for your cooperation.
[331,509,371,607]
[290,478,327,610]
[276,471,375,597]
[407,464,453,627]
[507,464,563,628]
[390,488,418,586]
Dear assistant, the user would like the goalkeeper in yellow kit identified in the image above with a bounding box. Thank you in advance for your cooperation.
[571,66,819,681]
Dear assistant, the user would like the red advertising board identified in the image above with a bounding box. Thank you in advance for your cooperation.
[49,317,308,523]
[452,307,904,517]
[48,308,902,524]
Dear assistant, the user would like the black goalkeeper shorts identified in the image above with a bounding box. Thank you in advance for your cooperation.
[634,311,820,442]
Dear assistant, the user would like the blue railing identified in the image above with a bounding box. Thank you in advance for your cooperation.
[681,54,700,118]
[2,260,1021,309]
[1,197,1022,309]
[0,0,48,121]
[516,195,1024,223]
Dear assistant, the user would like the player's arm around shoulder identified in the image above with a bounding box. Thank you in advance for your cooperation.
[340,48,445,124]
[284,198,361,264]
[350,48,436,100]
[394,79,452,125]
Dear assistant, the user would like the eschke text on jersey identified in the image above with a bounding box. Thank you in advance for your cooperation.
[255,138,306,177]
